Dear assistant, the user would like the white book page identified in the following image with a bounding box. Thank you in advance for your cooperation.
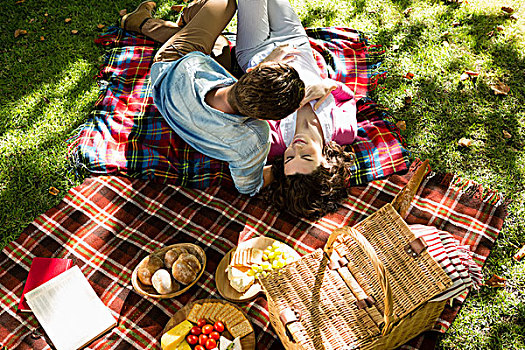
[25,266,117,350]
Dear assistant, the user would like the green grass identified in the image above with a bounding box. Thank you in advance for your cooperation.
[1,0,524,349]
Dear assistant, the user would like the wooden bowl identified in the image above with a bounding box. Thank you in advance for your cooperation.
[131,243,206,299]
[215,237,301,302]
[163,298,255,350]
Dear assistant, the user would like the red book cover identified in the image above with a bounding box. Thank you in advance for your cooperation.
[18,257,73,312]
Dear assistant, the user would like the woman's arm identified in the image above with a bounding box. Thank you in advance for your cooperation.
[262,165,275,188]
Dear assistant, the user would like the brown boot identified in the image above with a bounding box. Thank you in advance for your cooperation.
[120,1,157,34]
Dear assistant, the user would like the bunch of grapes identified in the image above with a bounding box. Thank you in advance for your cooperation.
[248,241,295,278]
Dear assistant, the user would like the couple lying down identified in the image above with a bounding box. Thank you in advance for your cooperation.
[121,0,358,219]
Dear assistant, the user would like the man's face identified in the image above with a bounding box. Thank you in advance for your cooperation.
[283,135,325,175]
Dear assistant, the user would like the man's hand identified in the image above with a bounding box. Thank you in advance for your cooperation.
[261,44,300,65]
[301,79,339,110]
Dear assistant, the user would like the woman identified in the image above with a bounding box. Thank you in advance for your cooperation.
[235,0,359,219]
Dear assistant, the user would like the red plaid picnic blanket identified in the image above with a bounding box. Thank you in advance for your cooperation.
[67,26,408,188]
[0,160,507,349]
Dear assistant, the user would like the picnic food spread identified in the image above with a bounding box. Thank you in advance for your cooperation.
[162,300,253,350]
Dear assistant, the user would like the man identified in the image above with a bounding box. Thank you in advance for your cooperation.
[121,0,305,195]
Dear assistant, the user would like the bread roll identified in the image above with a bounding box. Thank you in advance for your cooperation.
[164,247,188,269]
[172,253,201,285]
[152,269,180,294]
[137,254,164,286]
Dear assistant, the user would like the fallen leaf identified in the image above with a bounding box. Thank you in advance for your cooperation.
[485,274,506,288]
[487,30,494,37]
[491,82,510,95]
[403,7,413,16]
[396,120,407,131]
[404,96,412,104]
[49,187,60,196]
[97,23,105,29]
[514,244,525,261]
[44,12,48,17]
[65,18,72,23]
[404,72,415,80]
[119,9,127,17]
[502,130,512,139]
[40,36,45,41]
[510,14,518,20]
[15,0,25,3]
[29,18,35,23]
[460,72,469,81]
[465,70,480,76]
[14,29,28,38]
[496,25,505,32]
[442,31,450,36]
[458,138,473,147]
[501,6,514,13]
[71,29,78,35]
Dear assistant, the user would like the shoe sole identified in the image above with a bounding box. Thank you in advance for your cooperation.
[120,0,157,31]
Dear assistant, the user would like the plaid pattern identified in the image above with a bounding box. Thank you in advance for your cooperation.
[0,160,507,349]
[67,26,409,188]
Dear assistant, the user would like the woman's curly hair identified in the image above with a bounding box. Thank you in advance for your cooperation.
[262,142,356,220]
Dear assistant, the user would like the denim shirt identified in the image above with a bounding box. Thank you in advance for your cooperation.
[150,52,270,196]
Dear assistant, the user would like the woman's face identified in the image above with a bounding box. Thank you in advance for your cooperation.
[284,135,326,175]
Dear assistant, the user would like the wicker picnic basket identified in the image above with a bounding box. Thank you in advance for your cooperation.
[259,161,454,349]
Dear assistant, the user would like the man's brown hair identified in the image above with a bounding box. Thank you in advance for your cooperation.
[228,62,305,120]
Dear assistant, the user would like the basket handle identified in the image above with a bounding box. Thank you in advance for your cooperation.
[324,227,395,335]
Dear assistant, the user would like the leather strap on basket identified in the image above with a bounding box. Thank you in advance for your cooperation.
[324,227,395,335]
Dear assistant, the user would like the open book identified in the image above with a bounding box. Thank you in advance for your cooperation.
[25,266,117,350]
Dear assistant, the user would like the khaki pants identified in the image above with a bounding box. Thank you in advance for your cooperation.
[142,0,236,69]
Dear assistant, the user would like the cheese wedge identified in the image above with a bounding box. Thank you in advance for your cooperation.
[161,320,193,350]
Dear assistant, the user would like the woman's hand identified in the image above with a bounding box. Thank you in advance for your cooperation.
[261,44,300,65]
[301,79,339,110]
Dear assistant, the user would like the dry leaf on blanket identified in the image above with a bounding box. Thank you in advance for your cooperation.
[404,72,415,80]
[513,244,525,261]
[491,82,510,95]
[458,138,473,147]
[503,130,512,139]
[14,29,28,38]
[485,274,506,288]
[396,121,407,131]
[119,9,127,17]
[501,6,514,13]
[49,187,60,196]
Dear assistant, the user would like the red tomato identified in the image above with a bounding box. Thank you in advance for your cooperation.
[202,324,214,335]
[209,331,220,341]
[186,335,199,345]
[198,334,208,346]
[195,346,205,350]
[205,338,217,350]
[213,321,225,333]
[197,318,207,328]
[190,326,202,336]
